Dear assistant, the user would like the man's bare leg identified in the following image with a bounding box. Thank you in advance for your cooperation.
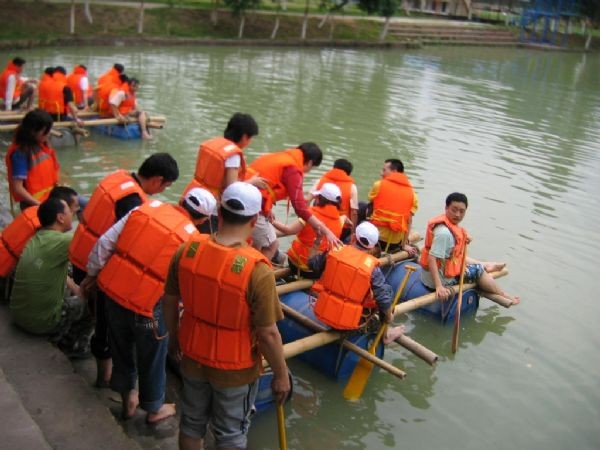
[476,271,520,305]
[138,111,152,140]
[179,431,204,450]
[466,257,505,273]
[95,358,112,388]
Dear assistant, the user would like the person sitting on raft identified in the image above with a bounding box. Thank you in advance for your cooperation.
[5,109,60,211]
[106,75,152,140]
[0,57,36,112]
[307,221,405,344]
[66,64,93,110]
[38,66,84,126]
[420,192,519,305]
[272,182,345,275]
[307,158,358,243]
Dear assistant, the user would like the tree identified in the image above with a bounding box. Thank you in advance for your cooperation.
[318,0,350,39]
[301,0,310,39]
[271,0,282,39]
[224,0,260,38]
[580,0,600,28]
[138,1,145,34]
[70,0,75,34]
[358,0,398,41]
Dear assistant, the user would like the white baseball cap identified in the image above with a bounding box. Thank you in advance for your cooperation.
[356,221,379,249]
[221,181,262,216]
[312,183,341,203]
[184,187,217,217]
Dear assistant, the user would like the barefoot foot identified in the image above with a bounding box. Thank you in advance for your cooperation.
[146,403,176,424]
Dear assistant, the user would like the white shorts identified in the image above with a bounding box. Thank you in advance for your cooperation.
[251,214,277,249]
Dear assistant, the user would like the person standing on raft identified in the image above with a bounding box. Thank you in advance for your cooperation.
[420,192,519,305]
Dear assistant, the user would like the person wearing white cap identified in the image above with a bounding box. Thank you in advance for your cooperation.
[72,152,179,389]
[81,186,216,424]
[308,158,359,242]
[273,182,345,275]
[308,221,405,343]
[164,181,290,450]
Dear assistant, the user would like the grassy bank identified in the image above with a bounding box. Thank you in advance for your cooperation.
[0,1,384,43]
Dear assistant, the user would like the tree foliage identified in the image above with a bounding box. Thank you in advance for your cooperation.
[358,0,398,17]
[224,0,261,17]
[580,0,600,27]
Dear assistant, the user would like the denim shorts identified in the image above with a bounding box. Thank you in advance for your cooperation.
[180,374,258,449]
[448,263,484,285]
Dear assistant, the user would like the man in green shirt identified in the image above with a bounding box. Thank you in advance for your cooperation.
[10,196,92,356]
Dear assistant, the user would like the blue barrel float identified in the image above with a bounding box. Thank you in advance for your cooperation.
[94,123,142,139]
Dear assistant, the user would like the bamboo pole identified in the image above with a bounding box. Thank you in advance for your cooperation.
[0,111,166,122]
[0,116,166,132]
[278,302,406,379]
[393,335,438,366]
[392,269,508,318]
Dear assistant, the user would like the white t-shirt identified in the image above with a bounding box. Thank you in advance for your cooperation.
[224,154,241,169]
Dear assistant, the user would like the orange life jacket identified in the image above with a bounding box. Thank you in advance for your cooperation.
[370,172,415,234]
[0,61,23,103]
[115,82,135,115]
[66,66,92,106]
[0,206,40,277]
[5,142,59,203]
[419,214,467,278]
[193,137,245,199]
[247,148,304,214]
[97,76,120,117]
[97,201,200,318]
[313,245,379,330]
[316,168,354,219]
[178,235,270,370]
[287,204,343,270]
[97,67,120,89]
[68,170,147,271]
[37,73,54,111]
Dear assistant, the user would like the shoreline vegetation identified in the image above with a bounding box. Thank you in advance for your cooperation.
[0,0,597,50]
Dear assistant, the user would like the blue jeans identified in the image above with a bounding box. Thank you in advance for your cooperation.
[105,296,168,413]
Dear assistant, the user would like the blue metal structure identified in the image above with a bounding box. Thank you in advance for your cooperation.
[520,0,580,46]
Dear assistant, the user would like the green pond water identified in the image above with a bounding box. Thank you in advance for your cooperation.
[1,45,598,450]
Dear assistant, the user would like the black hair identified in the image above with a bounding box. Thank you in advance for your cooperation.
[114,63,125,73]
[129,77,139,86]
[333,158,353,175]
[315,194,340,209]
[298,142,322,167]
[118,73,129,83]
[223,113,259,143]
[49,186,78,207]
[181,197,208,221]
[445,192,468,208]
[44,66,55,76]
[14,109,54,154]
[37,197,67,228]
[385,158,404,173]
[219,202,255,225]
[12,57,25,66]
[53,66,67,75]
[77,64,87,71]
[137,153,179,182]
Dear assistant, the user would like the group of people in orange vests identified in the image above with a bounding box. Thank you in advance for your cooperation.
[1,73,520,447]
[1,58,151,139]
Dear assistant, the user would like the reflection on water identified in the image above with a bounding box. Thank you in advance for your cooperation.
[1,46,599,450]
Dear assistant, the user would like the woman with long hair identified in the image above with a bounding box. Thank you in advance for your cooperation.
[5,109,60,210]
